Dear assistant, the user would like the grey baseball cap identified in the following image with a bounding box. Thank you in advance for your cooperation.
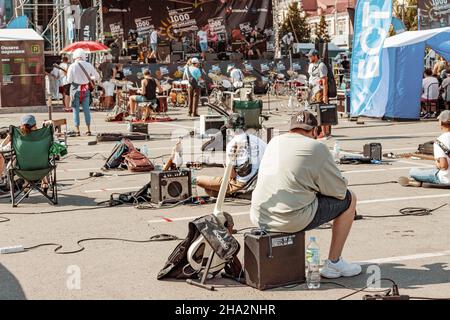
[20,115,36,127]
[438,110,450,123]
[290,111,318,131]
[307,49,320,57]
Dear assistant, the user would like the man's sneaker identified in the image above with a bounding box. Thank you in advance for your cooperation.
[320,258,362,279]
[398,176,422,187]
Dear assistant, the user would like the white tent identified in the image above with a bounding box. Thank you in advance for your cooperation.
[0,28,44,41]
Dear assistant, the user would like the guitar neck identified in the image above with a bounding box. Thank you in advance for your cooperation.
[213,161,234,220]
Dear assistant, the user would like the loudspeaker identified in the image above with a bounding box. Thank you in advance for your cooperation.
[363,143,382,161]
[205,53,218,61]
[230,52,243,61]
[157,45,171,63]
[313,103,339,126]
[170,53,183,62]
[150,170,192,204]
[199,115,227,135]
[171,41,183,52]
[263,52,274,60]
[128,123,148,135]
[244,231,306,290]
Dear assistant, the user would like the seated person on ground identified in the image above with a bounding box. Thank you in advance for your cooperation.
[399,110,450,187]
[250,111,361,279]
[197,114,267,197]
[128,69,162,119]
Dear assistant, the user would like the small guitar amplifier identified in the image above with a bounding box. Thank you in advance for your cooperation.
[199,115,226,136]
[313,103,339,126]
[244,230,305,290]
[128,123,148,135]
[151,170,192,204]
[364,143,383,161]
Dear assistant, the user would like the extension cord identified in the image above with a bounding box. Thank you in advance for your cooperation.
[0,245,25,254]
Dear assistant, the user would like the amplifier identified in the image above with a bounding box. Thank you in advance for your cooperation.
[199,115,227,136]
[171,41,183,52]
[313,103,339,126]
[151,170,192,204]
[363,143,382,161]
[244,231,306,290]
[205,53,218,61]
[128,123,148,134]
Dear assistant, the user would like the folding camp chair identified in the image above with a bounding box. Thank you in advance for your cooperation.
[7,125,58,207]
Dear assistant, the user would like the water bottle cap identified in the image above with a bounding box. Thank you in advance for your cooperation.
[309,236,316,242]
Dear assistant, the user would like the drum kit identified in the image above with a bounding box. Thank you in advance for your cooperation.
[169,79,189,108]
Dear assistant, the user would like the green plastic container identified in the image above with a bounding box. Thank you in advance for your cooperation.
[233,100,263,129]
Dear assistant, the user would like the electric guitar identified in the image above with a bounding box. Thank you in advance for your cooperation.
[186,150,237,274]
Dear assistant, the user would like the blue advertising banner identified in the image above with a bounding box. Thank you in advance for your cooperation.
[350,0,393,116]
[391,16,406,34]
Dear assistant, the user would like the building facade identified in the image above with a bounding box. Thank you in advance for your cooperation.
[278,0,356,49]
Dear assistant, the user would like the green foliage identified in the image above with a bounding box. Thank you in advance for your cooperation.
[316,15,331,43]
[280,2,311,43]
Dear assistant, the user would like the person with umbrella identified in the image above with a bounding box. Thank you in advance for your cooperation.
[66,48,100,136]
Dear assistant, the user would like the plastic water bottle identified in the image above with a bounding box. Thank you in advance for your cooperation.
[333,141,341,164]
[306,236,321,289]
[141,144,149,157]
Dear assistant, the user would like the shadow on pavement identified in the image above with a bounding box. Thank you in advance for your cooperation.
[0,264,26,300]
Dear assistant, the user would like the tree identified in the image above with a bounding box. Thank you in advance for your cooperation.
[315,15,331,43]
[280,1,310,43]
[393,0,418,31]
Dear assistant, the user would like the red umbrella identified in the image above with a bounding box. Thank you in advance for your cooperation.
[61,41,109,54]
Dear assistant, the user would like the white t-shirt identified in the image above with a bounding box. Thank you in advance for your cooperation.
[435,132,450,184]
[58,62,69,85]
[230,68,244,84]
[198,30,208,43]
[226,133,267,184]
[282,34,293,45]
[422,76,439,100]
[441,78,450,101]
[308,61,328,94]
[150,30,158,44]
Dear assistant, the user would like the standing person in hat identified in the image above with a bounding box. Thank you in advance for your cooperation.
[66,48,100,136]
[197,113,267,197]
[399,110,450,187]
[184,57,203,117]
[307,48,331,139]
[250,111,361,279]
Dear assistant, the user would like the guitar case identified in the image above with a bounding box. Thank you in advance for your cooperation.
[157,213,240,280]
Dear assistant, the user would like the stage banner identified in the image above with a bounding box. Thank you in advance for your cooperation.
[350,0,392,116]
[418,0,450,30]
[80,7,97,41]
[102,0,272,40]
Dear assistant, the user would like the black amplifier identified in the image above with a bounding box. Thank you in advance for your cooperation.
[150,170,192,204]
[363,143,383,161]
[128,123,148,134]
[244,230,305,290]
[313,103,339,126]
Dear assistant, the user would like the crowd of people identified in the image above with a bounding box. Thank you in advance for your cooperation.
[421,56,450,118]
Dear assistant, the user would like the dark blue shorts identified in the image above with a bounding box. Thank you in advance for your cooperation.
[303,190,352,231]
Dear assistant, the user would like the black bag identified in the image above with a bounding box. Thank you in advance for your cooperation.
[418,141,435,155]
[324,61,337,98]
[235,134,253,178]
[435,139,450,156]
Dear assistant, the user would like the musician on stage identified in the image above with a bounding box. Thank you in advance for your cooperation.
[228,65,245,90]
[150,27,163,61]
[198,26,209,61]
[128,69,163,120]
[245,27,262,59]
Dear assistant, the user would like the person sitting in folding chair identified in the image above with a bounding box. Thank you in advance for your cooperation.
[128,69,163,120]
[5,115,58,207]
[197,113,266,197]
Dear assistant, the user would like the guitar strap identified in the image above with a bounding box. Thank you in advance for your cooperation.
[435,139,450,157]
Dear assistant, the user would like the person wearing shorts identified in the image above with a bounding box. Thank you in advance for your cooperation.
[250,110,361,279]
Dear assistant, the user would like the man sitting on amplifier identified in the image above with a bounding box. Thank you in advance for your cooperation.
[197,114,266,197]
[250,111,361,279]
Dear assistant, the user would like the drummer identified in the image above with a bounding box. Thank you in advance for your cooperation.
[228,65,245,90]
[128,69,163,120]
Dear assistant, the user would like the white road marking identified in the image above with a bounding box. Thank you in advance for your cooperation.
[145,193,450,224]
[360,250,450,265]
